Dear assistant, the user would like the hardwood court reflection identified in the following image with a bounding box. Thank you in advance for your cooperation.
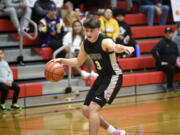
[0,92,180,135]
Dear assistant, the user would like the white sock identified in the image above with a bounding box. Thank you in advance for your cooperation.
[107,125,116,134]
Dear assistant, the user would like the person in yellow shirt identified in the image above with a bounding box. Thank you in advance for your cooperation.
[99,8,119,41]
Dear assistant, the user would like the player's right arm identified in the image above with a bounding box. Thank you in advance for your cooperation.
[102,38,134,54]
[52,43,88,67]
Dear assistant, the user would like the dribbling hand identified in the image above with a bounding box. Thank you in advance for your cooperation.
[124,46,135,55]
[51,58,63,63]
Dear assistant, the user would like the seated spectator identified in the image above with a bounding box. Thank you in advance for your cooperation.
[151,27,178,92]
[38,4,65,58]
[99,8,119,42]
[0,50,21,111]
[0,0,32,33]
[63,20,98,78]
[32,0,56,24]
[114,8,136,57]
[139,0,169,26]
[63,1,80,31]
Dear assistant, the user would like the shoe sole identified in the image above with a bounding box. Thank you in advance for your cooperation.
[121,130,126,135]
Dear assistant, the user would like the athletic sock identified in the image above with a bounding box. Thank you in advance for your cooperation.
[107,125,116,134]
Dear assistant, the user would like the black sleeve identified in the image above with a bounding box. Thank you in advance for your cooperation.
[151,40,163,66]
[125,24,132,37]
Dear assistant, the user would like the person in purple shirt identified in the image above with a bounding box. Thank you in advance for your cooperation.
[138,0,169,26]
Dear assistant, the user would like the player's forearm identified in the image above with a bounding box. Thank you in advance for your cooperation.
[61,58,81,67]
[114,44,126,53]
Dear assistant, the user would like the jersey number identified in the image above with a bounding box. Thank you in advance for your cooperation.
[95,61,102,70]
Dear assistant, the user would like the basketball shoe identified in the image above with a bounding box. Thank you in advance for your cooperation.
[11,104,21,110]
[111,129,126,135]
[0,104,6,111]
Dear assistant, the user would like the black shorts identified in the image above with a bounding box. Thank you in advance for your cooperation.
[84,74,123,107]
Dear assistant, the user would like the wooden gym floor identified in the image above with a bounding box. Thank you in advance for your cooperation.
[0,92,180,135]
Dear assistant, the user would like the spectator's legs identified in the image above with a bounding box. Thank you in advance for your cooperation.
[3,7,21,32]
[10,82,20,104]
[17,7,32,29]
[140,5,155,26]
[160,65,176,88]
[160,5,169,25]
[0,83,9,104]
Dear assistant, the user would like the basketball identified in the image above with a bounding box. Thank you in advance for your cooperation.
[44,61,64,82]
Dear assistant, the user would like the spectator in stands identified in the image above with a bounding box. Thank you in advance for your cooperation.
[63,20,98,78]
[151,27,178,92]
[33,0,61,24]
[114,8,136,57]
[63,1,80,31]
[0,0,32,33]
[138,0,169,26]
[38,4,65,58]
[0,50,21,111]
[99,8,119,42]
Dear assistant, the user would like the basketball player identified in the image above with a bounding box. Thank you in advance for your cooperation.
[53,17,134,135]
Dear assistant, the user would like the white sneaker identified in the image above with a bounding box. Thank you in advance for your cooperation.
[81,70,90,78]
[111,129,126,135]
[90,71,98,77]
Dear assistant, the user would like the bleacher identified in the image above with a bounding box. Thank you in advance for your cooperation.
[1,1,179,108]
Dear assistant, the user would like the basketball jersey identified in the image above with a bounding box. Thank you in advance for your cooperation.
[83,34,122,76]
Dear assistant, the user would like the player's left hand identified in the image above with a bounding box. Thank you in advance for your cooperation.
[124,46,135,55]
[50,58,63,63]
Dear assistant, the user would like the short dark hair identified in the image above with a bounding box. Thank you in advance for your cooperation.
[83,17,100,28]
[113,8,126,17]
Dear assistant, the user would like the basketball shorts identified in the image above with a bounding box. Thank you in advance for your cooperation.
[84,74,123,107]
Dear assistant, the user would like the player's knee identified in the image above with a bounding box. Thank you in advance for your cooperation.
[89,105,98,114]
[82,105,89,118]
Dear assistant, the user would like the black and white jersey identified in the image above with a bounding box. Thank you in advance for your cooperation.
[83,34,122,77]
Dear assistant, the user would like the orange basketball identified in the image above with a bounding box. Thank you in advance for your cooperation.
[44,61,64,82]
